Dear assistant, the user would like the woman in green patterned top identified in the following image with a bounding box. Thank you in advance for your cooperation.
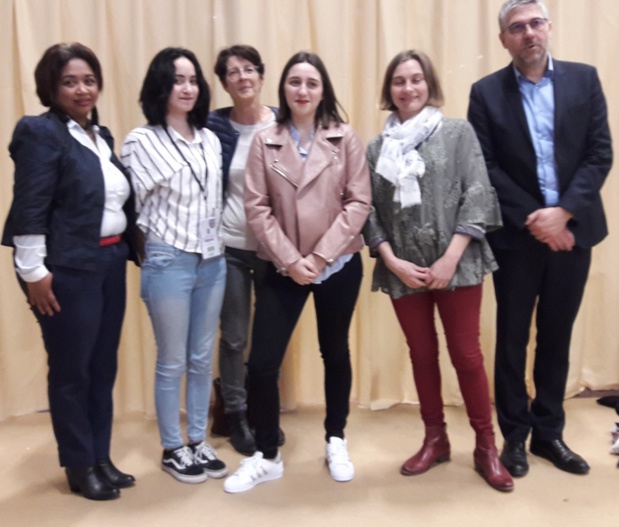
[364,50,512,493]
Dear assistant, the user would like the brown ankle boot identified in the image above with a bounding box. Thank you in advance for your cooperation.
[401,425,450,475]
[474,434,514,492]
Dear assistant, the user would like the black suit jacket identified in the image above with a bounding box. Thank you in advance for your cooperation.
[468,59,612,250]
[2,110,140,269]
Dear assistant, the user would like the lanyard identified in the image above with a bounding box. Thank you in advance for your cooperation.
[164,126,209,199]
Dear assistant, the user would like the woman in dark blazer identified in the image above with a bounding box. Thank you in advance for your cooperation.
[2,43,139,500]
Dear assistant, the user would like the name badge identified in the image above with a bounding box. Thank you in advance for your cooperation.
[199,216,222,260]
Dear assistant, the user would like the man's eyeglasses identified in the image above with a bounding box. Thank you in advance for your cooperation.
[226,66,258,80]
[506,17,548,35]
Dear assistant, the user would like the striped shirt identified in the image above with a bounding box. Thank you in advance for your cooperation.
[121,124,223,254]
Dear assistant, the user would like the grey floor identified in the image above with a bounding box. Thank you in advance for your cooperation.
[1,399,617,527]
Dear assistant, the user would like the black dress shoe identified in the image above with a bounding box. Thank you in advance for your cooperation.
[500,441,529,477]
[65,466,120,500]
[96,458,136,489]
[530,439,590,474]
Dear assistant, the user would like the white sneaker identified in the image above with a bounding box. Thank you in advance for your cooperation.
[326,437,354,482]
[223,452,284,493]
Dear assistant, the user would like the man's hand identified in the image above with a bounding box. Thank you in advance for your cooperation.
[545,228,575,252]
[526,207,574,251]
[526,207,572,241]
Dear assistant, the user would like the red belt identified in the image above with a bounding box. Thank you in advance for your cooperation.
[100,235,122,247]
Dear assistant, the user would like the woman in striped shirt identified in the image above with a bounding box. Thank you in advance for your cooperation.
[121,48,227,485]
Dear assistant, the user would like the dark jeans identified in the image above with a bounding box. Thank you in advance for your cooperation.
[492,238,591,442]
[20,241,128,467]
[248,253,362,458]
[218,247,267,414]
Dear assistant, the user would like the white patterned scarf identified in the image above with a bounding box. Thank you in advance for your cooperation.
[375,106,443,208]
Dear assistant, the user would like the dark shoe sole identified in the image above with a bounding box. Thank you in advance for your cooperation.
[529,445,590,475]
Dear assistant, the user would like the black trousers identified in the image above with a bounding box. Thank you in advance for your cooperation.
[21,242,128,467]
[247,253,362,459]
[492,236,591,443]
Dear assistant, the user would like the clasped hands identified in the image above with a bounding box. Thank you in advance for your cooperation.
[287,254,327,285]
[388,255,457,290]
[525,207,574,251]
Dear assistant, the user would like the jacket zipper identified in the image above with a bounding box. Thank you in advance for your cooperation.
[270,164,299,188]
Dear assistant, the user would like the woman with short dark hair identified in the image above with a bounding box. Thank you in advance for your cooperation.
[206,45,277,456]
[223,51,371,493]
[121,47,227,485]
[2,42,139,500]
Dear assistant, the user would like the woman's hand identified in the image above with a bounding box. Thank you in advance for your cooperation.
[388,258,429,289]
[427,233,472,290]
[377,240,428,289]
[305,253,327,276]
[427,255,458,290]
[27,274,61,316]
[288,258,319,285]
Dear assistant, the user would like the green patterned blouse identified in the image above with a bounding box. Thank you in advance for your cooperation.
[364,118,502,299]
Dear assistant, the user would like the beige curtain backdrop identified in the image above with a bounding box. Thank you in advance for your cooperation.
[1,0,617,422]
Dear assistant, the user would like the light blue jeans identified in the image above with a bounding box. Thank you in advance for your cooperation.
[141,241,226,449]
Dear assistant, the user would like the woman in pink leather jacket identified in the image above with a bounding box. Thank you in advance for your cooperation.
[223,51,371,493]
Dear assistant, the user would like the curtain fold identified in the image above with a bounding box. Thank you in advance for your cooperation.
[1,0,617,421]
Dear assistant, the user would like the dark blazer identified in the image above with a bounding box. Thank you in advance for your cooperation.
[2,110,139,270]
[468,59,612,250]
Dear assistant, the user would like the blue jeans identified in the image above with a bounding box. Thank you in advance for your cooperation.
[218,247,267,413]
[141,241,226,449]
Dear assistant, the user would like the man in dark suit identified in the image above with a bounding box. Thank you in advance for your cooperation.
[468,0,612,478]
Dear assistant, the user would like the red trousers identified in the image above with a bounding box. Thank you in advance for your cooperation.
[391,284,493,436]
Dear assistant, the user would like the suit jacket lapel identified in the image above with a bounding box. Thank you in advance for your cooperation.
[552,59,567,137]
[502,65,534,150]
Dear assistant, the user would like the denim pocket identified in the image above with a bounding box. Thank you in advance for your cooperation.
[140,242,179,301]
[142,242,178,272]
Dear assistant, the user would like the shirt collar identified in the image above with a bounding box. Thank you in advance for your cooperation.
[66,118,100,134]
[513,54,554,84]
[168,125,202,145]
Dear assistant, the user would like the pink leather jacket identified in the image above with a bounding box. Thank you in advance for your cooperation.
[244,121,371,272]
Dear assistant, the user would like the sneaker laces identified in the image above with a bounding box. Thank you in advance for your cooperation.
[235,453,270,479]
[194,441,217,461]
[328,439,351,465]
[174,446,196,468]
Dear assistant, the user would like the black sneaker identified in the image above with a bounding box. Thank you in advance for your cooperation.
[189,441,228,478]
[161,446,207,484]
